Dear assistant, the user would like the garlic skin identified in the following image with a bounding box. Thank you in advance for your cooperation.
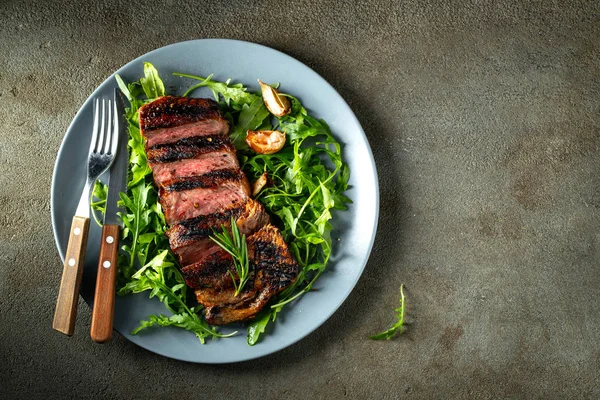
[246,130,286,154]
[252,172,269,197]
[258,79,291,117]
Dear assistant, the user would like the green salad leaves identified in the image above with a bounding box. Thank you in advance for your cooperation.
[370,284,407,340]
[92,62,350,345]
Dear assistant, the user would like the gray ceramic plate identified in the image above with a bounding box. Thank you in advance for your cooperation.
[51,39,378,363]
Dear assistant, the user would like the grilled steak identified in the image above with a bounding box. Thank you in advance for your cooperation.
[159,180,250,225]
[167,199,270,266]
[151,151,239,185]
[139,96,299,325]
[146,136,234,164]
[187,224,299,325]
[140,96,229,147]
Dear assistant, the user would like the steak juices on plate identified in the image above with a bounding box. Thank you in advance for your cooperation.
[139,96,298,325]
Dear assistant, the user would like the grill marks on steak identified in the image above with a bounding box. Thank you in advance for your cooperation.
[167,200,270,266]
[160,180,250,226]
[201,225,299,325]
[147,136,234,163]
[140,96,230,149]
[183,225,299,325]
[151,151,239,186]
[161,168,245,192]
[140,96,225,132]
[182,250,236,290]
[139,96,298,325]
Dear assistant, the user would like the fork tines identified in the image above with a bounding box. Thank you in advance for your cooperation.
[90,98,119,156]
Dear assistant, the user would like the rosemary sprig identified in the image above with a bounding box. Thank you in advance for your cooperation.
[210,218,251,296]
[370,284,407,340]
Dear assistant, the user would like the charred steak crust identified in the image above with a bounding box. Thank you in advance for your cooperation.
[147,136,234,163]
[161,168,245,192]
[193,225,299,325]
[139,96,223,132]
[138,96,299,326]
[248,225,299,292]
[174,204,246,230]
[159,184,249,227]
[168,199,270,267]
[150,151,240,186]
[167,200,269,246]
[181,250,235,290]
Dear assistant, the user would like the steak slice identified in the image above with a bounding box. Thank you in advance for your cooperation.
[139,96,229,148]
[182,250,236,290]
[169,199,270,266]
[159,179,250,226]
[190,225,299,325]
[147,136,234,164]
[159,168,245,192]
[151,151,239,187]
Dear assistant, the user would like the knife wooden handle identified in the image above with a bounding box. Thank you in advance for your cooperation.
[53,216,90,336]
[90,224,120,343]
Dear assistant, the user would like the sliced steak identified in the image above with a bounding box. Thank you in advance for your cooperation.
[159,169,245,192]
[159,179,250,226]
[147,136,234,164]
[169,199,270,266]
[139,96,299,326]
[197,287,257,306]
[190,225,299,325]
[151,151,239,187]
[139,96,229,148]
[182,250,236,290]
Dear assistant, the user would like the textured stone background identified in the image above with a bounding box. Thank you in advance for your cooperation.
[1,0,599,398]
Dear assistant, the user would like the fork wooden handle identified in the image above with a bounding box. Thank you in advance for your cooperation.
[53,216,90,336]
[90,224,119,343]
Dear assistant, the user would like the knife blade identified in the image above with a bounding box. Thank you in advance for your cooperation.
[90,88,128,343]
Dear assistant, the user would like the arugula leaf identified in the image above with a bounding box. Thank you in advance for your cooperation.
[140,62,165,99]
[127,124,151,186]
[115,74,133,102]
[229,97,270,148]
[370,285,407,340]
[247,310,272,346]
[90,180,108,224]
[132,311,236,344]
[119,182,153,273]
[122,250,234,342]
[173,72,256,107]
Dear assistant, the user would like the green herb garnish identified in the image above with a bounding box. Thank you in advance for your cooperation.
[210,218,251,296]
[370,284,407,340]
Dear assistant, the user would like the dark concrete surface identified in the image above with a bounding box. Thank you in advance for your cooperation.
[1,0,599,398]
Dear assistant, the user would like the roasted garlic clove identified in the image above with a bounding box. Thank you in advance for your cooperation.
[252,172,269,197]
[246,130,286,154]
[258,79,291,117]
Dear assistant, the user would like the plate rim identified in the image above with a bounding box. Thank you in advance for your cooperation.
[50,38,379,363]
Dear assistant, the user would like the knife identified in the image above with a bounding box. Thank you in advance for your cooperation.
[90,88,128,343]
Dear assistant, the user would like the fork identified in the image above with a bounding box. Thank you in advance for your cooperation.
[53,98,119,336]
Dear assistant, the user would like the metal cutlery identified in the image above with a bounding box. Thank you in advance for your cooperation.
[90,89,128,343]
[53,97,119,336]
